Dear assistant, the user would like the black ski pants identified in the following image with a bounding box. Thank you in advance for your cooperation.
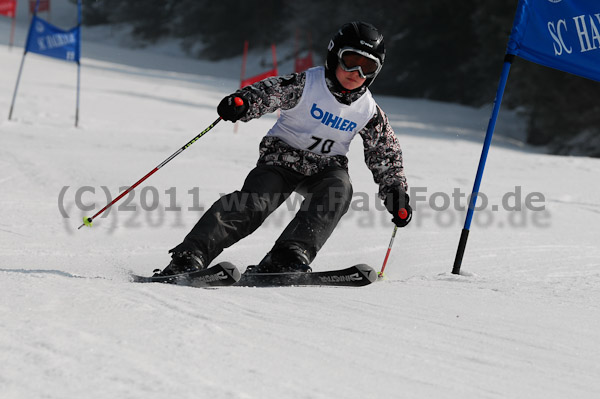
[171,164,353,265]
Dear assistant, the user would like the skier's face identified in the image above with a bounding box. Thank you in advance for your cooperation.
[335,65,366,90]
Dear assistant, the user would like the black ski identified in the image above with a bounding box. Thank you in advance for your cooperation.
[235,264,377,287]
[131,262,241,287]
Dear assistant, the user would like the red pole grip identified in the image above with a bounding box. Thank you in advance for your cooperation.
[398,208,408,220]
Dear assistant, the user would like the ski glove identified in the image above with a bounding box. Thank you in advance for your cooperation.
[217,93,248,122]
[384,190,412,228]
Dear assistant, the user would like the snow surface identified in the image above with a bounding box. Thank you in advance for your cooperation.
[2,7,600,399]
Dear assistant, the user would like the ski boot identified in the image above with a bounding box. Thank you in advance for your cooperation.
[153,250,206,277]
[246,244,312,274]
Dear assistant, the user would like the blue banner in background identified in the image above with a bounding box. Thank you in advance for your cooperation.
[25,16,80,63]
[508,0,600,82]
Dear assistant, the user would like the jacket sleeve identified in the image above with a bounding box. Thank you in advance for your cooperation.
[236,72,306,121]
[359,105,408,200]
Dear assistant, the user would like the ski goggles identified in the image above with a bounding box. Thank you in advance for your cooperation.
[337,47,382,79]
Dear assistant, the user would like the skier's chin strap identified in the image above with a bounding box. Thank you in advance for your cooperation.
[324,68,367,106]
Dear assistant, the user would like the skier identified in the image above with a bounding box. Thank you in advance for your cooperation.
[155,21,412,276]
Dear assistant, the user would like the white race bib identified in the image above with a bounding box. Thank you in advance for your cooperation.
[267,66,376,156]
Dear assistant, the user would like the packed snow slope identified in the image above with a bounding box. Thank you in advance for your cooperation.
[1,16,600,399]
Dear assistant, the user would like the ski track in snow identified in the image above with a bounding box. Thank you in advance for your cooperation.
[2,7,600,399]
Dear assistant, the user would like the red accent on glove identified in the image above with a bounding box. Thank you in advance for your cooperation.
[398,208,408,220]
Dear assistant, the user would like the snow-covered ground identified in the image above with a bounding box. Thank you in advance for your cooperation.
[2,7,600,399]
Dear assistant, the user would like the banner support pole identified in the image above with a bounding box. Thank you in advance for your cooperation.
[8,52,27,121]
[452,54,514,275]
[75,61,80,127]
[75,0,82,127]
[8,0,40,121]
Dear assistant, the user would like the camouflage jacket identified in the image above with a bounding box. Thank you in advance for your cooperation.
[236,71,407,199]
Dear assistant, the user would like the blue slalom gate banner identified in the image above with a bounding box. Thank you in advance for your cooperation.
[9,0,82,126]
[25,15,80,62]
[452,0,600,275]
[508,0,600,82]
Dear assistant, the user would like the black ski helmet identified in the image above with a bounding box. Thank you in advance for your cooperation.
[325,21,386,87]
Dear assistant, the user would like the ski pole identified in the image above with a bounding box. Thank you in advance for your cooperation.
[378,208,408,279]
[78,98,243,230]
